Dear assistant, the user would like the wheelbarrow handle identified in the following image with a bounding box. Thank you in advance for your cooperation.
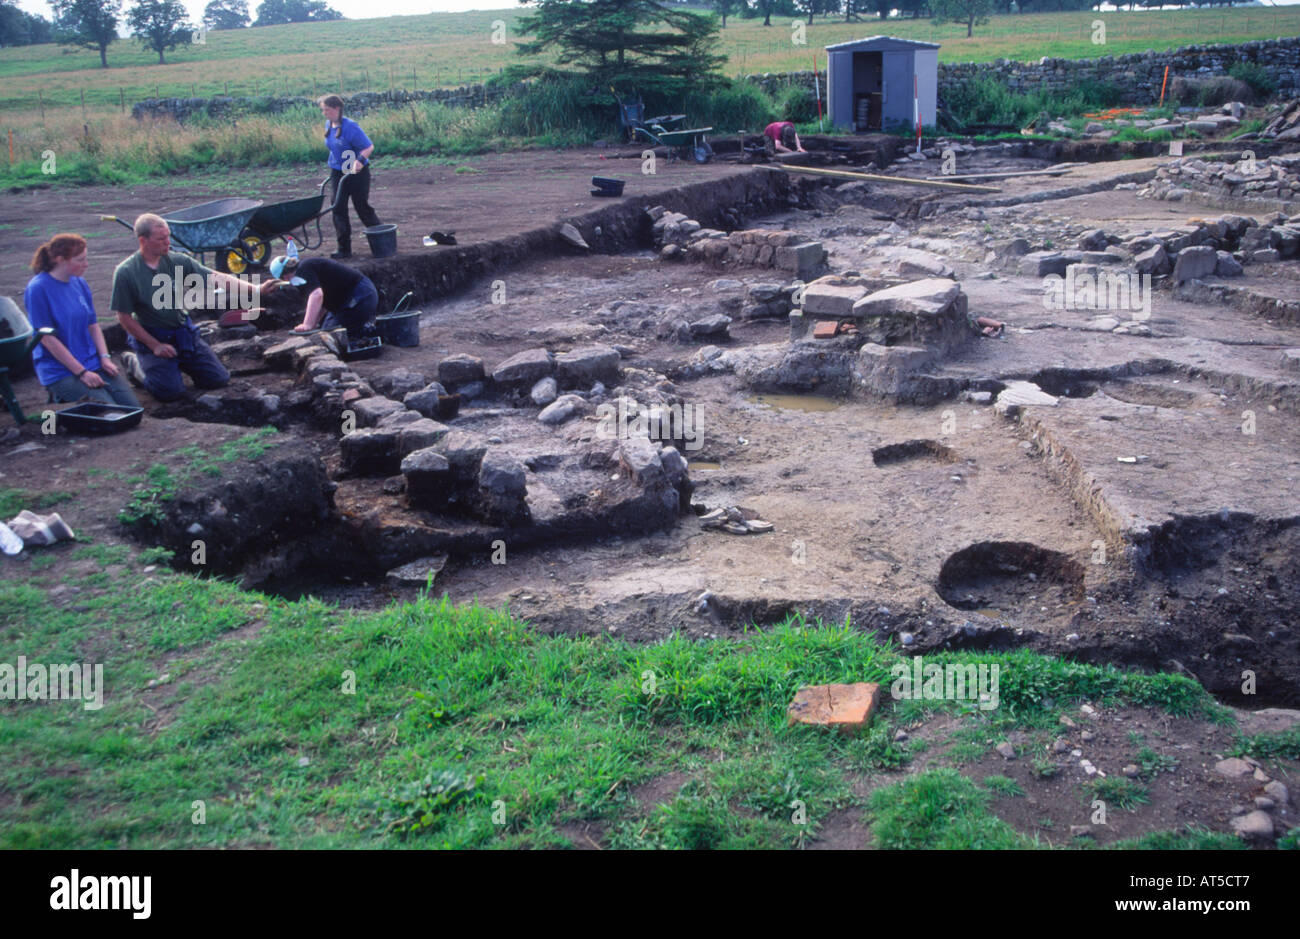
[26,327,55,355]
[321,175,348,213]
[391,291,413,314]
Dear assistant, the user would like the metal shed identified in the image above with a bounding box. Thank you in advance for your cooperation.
[824,36,939,134]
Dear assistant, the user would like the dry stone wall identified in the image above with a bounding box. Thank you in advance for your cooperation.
[746,36,1300,109]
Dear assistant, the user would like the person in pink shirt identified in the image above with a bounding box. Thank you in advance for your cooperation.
[763,121,805,155]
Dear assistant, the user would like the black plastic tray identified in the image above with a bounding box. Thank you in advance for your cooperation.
[57,402,143,434]
[342,336,384,361]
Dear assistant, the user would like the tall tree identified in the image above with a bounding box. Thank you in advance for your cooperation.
[514,0,726,97]
[930,0,990,37]
[1,2,44,44]
[127,0,192,63]
[203,0,250,29]
[712,0,736,27]
[252,0,342,26]
[52,0,120,67]
[795,0,834,24]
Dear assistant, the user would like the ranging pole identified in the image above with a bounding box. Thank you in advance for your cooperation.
[813,57,823,133]
[914,75,921,154]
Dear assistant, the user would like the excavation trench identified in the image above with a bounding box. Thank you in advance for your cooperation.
[79,151,1300,709]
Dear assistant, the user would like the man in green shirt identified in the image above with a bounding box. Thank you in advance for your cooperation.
[112,213,277,402]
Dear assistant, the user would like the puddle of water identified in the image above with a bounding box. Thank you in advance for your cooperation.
[689,461,722,471]
[750,393,843,413]
[974,608,1004,621]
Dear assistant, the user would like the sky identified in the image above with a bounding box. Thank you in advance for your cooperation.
[12,0,522,24]
[11,0,1300,28]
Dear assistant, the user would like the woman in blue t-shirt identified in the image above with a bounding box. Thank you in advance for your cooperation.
[318,94,385,259]
[24,233,139,407]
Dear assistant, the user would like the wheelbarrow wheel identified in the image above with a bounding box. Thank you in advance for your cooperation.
[692,140,713,165]
[238,231,270,269]
[215,246,240,274]
[216,237,261,276]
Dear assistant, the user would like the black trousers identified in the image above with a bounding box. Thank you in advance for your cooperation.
[329,165,382,252]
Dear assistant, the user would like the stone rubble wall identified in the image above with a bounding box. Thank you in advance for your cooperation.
[745,36,1300,109]
[132,84,521,122]
[649,206,827,279]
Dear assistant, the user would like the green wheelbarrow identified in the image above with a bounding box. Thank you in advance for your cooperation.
[634,124,714,164]
[0,297,55,426]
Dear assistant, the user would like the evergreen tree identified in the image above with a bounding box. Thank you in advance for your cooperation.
[514,0,726,97]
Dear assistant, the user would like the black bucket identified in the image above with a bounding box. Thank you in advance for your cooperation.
[376,291,419,347]
[363,223,398,258]
[376,310,420,347]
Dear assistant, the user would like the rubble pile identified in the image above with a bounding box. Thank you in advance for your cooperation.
[997,212,1300,281]
[1143,154,1300,205]
[1260,98,1300,140]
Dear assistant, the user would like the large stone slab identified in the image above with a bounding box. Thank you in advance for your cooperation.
[801,277,869,316]
[555,344,621,388]
[492,348,555,385]
[852,278,961,318]
[994,381,1059,416]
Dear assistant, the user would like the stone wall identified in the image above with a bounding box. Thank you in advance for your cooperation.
[132,84,519,123]
[744,35,1300,109]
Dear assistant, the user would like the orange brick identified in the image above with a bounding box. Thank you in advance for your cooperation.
[787,682,881,733]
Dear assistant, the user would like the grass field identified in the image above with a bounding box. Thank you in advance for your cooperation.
[2,476,1266,849]
[1,6,1295,189]
[2,7,1297,114]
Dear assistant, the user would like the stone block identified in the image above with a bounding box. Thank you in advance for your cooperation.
[437,352,485,386]
[403,382,450,418]
[856,343,934,396]
[398,418,451,456]
[350,396,405,428]
[1215,250,1244,277]
[1018,251,1068,277]
[340,427,399,475]
[775,242,826,279]
[1172,244,1217,283]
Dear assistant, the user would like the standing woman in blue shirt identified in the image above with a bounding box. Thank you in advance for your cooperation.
[24,233,139,407]
[318,94,384,259]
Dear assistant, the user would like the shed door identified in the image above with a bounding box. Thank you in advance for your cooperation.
[881,50,913,130]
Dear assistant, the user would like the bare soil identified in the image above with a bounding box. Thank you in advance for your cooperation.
[4,142,1300,848]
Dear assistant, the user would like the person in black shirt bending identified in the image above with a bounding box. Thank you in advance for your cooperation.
[269,255,380,339]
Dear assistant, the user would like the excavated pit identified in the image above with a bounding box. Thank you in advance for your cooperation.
[937,541,1087,615]
[871,439,960,467]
